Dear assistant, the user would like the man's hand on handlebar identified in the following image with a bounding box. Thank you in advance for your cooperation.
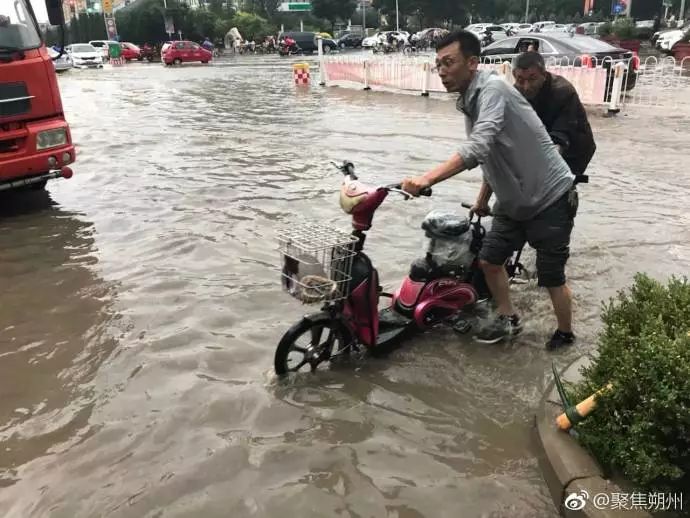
[471,201,491,217]
[461,201,492,217]
[401,175,432,197]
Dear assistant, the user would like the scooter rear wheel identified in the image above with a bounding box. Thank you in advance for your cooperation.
[274,314,352,375]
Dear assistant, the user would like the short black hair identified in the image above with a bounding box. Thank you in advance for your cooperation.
[514,51,546,71]
[436,30,481,59]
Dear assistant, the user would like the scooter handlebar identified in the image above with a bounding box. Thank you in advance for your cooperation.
[462,201,493,216]
[387,184,432,197]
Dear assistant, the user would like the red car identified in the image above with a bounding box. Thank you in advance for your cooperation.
[161,41,212,65]
[121,42,142,61]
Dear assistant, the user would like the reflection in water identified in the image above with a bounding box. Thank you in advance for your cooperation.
[0,61,688,517]
[0,190,118,486]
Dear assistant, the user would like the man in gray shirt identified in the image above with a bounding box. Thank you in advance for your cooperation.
[402,30,578,347]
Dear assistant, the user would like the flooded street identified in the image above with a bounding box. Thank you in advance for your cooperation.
[1,58,689,517]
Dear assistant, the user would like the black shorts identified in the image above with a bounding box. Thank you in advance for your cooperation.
[479,188,578,288]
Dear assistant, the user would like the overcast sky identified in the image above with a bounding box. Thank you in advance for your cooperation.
[31,0,49,23]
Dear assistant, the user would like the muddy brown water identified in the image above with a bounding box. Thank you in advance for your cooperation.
[1,58,689,518]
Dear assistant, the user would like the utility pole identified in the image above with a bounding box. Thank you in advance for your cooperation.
[681,0,687,21]
[396,0,399,31]
[525,0,530,22]
[362,0,366,35]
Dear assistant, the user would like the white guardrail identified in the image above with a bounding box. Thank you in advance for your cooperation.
[315,40,690,112]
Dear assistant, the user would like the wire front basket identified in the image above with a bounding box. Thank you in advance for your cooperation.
[278,222,358,304]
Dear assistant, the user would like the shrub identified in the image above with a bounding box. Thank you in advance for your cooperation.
[572,274,690,492]
[612,16,637,39]
[597,21,613,37]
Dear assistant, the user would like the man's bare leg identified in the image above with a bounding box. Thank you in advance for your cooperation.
[547,284,572,333]
[480,261,515,316]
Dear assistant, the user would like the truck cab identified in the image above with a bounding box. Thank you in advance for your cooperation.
[1,0,75,192]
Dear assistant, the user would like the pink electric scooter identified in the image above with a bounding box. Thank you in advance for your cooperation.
[274,161,519,375]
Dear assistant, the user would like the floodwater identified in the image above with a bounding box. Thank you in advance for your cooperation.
[1,56,689,518]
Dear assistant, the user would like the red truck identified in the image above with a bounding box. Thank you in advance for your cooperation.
[1,0,75,192]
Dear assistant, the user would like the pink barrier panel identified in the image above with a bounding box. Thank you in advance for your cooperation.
[547,66,608,104]
[323,60,609,104]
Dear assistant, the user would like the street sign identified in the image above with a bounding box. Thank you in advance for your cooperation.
[103,14,118,41]
[278,2,311,12]
[611,0,626,15]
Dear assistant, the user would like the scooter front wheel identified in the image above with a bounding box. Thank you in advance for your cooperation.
[274,313,353,375]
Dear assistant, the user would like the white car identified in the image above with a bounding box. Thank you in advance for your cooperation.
[467,24,509,42]
[48,47,72,72]
[532,21,556,32]
[66,43,104,68]
[363,31,408,48]
[89,40,120,60]
[543,23,569,33]
[502,23,533,34]
[362,32,380,48]
[466,23,490,35]
[578,22,601,35]
[656,29,686,53]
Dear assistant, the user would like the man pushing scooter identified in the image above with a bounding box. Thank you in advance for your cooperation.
[401,30,578,349]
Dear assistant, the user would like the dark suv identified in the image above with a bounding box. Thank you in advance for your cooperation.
[337,33,363,49]
[279,31,338,54]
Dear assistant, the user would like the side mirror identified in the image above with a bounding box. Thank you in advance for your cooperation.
[45,0,65,26]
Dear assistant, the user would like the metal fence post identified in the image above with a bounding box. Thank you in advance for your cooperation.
[317,37,326,86]
[421,61,430,96]
[607,62,626,114]
[363,60,371,90]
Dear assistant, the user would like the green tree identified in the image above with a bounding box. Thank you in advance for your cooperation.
[230,11,275,40]
[311,0,357,32]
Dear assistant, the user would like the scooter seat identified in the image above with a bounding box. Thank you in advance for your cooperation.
[421,211,470,238]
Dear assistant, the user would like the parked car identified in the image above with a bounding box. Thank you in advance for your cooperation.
[278,31,338,54]
[49,47,73,72]
[65,43,103,68]
[577,22,601,36]
[543,23,571,33]
[337,32,363,49]
[411,28,449,48]
[656,24,690,54]
[481,33,638,91]
[532,21,557,32]
[161,41,213,65]
[502,23,533,34]
[466,23,490,34]
[120,42,141,61]
[466,24,509,42]
[89,40,121,60]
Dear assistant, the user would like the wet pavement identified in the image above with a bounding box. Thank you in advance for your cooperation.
[1,57,689,518]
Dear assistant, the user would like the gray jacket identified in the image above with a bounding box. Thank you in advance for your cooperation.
[457,70,574,221]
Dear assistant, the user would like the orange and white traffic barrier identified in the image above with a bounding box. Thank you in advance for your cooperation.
[292,63,310,86]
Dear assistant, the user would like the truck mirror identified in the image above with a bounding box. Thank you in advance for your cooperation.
[46,0,65,26]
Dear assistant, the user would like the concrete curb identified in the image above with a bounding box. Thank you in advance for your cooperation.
[535,356,652,518]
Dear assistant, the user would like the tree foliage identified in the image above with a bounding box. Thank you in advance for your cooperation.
[113,0,276,43]
[311,0,357,31]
